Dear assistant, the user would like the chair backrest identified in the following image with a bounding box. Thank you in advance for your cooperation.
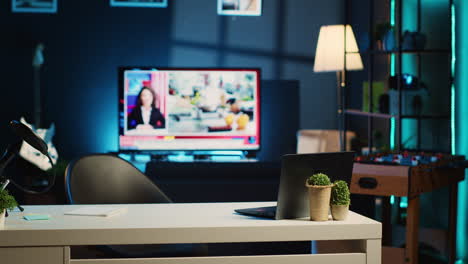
[65,154,172,204]
[297,129,356,153]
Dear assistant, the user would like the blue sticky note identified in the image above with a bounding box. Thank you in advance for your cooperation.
[24,215,50,221]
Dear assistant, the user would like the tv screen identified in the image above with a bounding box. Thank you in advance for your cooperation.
[118,68,261,151]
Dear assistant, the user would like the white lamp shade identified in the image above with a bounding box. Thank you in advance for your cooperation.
[313,25,364,72]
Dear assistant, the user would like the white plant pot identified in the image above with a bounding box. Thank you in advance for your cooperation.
[0,210,5,228]
[305,183,332,221]
[331,204,349,221]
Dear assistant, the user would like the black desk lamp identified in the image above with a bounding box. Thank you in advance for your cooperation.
[0,120,55,197]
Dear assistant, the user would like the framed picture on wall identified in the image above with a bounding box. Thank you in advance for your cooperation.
[217,0,262,16]
[110,0,168,8]
[12,0,57,13]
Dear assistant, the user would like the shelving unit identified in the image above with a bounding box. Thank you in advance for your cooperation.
[344,1,456,264]
[344,109,394,119]
[344,0,453,153]
[348,49,450,55]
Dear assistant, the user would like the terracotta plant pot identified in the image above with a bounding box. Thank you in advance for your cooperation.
[305,183,332,221]
[331,204,349,221]
[0,210,5,228]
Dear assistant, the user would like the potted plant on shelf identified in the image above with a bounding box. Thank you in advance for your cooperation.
[305,173,333,221]
[0,189,18,228]
[374,22,395,51]
[331,180,351,221]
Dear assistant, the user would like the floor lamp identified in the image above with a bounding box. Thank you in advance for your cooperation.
[313,25,364,151]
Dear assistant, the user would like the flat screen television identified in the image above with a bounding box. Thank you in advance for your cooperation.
[118,67,261,152]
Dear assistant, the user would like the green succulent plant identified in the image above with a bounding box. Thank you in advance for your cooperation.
[331,180,351,205]
[307,173,331,186]
[0,189,18,212]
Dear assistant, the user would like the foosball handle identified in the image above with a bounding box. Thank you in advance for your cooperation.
[358,177,378,189]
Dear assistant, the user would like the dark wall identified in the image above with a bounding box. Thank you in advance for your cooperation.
[168,0,344,130]
[0,0,343,160]
[0,0,172,159]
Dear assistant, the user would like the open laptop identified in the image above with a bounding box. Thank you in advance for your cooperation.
[235,152,355,220]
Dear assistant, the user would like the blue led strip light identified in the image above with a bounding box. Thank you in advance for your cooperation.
[451,3,456,155]
[389,0,396,149]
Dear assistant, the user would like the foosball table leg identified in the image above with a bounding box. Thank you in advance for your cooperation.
[405,195,420,264]
[382,196,393,246]
[448,183,458,264]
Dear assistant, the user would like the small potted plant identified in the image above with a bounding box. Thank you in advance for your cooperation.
[374,22,394,50]
[0,189,18,228]
[305,173,333,221]
[331,180,351,221]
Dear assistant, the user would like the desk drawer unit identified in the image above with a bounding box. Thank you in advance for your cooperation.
[0,246,66,264]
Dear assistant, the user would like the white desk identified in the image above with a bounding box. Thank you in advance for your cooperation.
[0,202,381,264]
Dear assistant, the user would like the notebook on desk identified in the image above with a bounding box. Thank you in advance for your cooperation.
[65,206,127,217]
[235,152,355,220]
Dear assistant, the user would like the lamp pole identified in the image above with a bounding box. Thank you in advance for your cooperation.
[341,23,348,152]
[337,70,346,151]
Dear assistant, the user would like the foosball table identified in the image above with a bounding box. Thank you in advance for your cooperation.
[351,152,466,264]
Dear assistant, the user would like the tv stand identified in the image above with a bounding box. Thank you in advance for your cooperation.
[146,150,257,163]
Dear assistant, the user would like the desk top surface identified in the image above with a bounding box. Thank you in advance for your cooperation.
[0,202,381,246]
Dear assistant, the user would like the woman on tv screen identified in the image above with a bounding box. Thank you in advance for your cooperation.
[127,87,165,130]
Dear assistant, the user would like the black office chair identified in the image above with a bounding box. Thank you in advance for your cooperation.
[65,154,207,258]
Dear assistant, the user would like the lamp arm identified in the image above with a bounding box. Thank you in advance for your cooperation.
[0,141,22,182]
[8,153,56,195]
[0,140,56,195]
